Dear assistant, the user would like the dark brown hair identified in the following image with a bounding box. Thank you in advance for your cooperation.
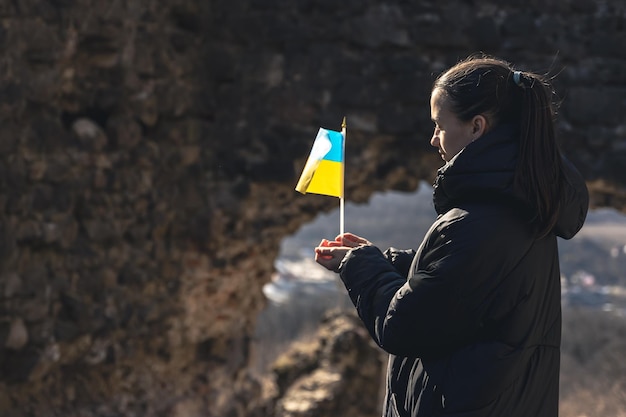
[433,55,563,238]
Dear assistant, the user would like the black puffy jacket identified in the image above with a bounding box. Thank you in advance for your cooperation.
[338,125,589,417]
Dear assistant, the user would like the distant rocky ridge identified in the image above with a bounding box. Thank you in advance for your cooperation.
[0,1,625,416]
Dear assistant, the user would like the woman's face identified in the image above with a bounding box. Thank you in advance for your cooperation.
[429,88,476,162]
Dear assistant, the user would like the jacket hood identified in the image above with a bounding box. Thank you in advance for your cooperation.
[432,124,589,239]
[553,157,589,239]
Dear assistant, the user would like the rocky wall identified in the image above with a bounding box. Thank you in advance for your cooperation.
[0,0,625,416]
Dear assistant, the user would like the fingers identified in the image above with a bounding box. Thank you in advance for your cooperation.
[315,233,370,272]
[319,238,347,248]
[315,256,337,271]
[333,233,371,247]
[315,249,333,262]
[314,246,344,257]
[314,246,350,272]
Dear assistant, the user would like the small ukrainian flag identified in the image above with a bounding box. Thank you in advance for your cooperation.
[295,127,344,198]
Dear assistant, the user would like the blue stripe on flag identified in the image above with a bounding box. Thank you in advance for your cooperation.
[323,129,343,163]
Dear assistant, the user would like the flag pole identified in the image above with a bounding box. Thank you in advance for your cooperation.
[340,117,346,242]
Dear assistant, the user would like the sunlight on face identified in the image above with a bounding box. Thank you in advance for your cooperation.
[429,88,475,162]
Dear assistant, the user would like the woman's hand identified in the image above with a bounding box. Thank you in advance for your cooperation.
[314,233,372,272]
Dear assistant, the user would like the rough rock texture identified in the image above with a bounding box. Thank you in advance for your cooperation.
[270,312,385,417]
[0,0,625,416]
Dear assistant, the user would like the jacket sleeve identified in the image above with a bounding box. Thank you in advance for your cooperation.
[339,207,532,358]
[383,247,416,277]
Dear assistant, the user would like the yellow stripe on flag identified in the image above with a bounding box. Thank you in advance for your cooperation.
[295,158,322,195]
[302,159,342,197]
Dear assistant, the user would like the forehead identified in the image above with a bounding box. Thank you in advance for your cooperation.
[430,88,449,116]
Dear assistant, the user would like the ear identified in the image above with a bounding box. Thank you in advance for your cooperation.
[470,115,488,140]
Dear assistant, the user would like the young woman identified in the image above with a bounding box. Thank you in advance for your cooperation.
[315,56,589,417]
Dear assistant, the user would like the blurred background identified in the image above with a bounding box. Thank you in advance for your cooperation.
[257,183,626,417]
[0,1,625,416]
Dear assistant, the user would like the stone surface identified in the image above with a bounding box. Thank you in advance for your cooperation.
[0,0,625,416]
[271,312,385,417]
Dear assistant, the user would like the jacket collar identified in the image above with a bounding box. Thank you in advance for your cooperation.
[432,124,522,215]
[431,124,589,240]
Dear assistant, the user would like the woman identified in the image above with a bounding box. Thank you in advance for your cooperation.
[315,56,589,417]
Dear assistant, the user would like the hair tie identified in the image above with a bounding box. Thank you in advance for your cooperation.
[513,71,523,87]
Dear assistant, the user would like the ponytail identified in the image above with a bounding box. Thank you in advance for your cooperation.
[513,72,563,238]
[434,55,565,237]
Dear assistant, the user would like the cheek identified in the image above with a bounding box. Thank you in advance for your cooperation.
[439,132,451,149]
[439,131,464,155]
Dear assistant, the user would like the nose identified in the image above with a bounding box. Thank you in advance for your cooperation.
[430,127,440,147]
